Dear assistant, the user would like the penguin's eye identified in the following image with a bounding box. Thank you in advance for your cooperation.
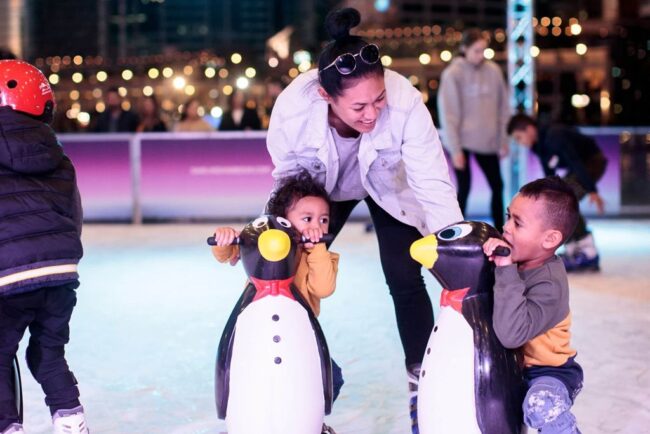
[252,216,269,228]
[438,223,473,241]
[276,217,292,228]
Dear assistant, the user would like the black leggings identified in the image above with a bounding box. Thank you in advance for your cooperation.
[455,150,504,231]
[329,197,433,367]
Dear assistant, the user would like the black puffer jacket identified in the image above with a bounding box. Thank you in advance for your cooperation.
[0,107,83,296]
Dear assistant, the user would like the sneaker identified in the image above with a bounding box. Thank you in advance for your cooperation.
[322,423,337,434]
[561,252,600,272]
[52,406,89,434]
[1,424,24,434]
[407,363,421,434]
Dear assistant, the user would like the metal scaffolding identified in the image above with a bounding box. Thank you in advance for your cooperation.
[507,0,535,197]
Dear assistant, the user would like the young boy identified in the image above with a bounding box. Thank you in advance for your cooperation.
[211,171,341,434]
[483,176,583,434]
[507,114,607,271]
[0,60,89,433]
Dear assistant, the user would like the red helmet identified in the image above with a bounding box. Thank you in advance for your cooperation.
[0,59,55,118]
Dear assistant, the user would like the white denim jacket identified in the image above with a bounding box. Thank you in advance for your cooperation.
[267,69,462,235]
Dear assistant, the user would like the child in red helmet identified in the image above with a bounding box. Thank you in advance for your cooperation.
[0,60,89,434]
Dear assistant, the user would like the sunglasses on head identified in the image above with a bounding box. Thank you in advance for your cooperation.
[320,44,381,75]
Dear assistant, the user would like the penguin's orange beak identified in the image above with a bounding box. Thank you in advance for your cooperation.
[410,235,439,269]
[258,229,291,262]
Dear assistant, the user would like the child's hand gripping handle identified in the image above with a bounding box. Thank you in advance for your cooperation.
[493,246,511,257]
[206,236,241,246]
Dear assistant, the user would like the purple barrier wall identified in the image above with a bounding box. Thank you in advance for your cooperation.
[140,134,273,219]
[58,129,636,222]
[60,135,133,221]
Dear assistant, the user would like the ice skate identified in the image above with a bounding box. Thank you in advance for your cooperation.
[562,233,600,272]
[0,424,24,434]
[321,423,337,434]
[562,252,600,272]
[52,406,89,434]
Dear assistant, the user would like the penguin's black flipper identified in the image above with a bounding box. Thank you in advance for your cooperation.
[12,356,22,423]
[215,282,257,419]
[290,284,333,415]
[463,295,527,434]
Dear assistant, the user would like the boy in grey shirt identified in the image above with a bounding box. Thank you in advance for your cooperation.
[483,176,583,434]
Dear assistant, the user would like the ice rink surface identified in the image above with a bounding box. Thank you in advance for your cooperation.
[17,220,650,433]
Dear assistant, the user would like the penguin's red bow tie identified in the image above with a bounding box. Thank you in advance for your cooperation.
[440,287,469,313]
[250,276,295,301]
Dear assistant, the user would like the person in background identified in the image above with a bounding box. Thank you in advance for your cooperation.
[507,114,607,272]
[174,98,213,132]
[437,28,509,231]
[0,48,17,60]
[92,87,139,133]
[136,95,168,132]
[51,99,81,133]
[261,78,285,129]
[219,89,261,131]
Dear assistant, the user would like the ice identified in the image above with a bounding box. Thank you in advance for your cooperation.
[16,220,650,433]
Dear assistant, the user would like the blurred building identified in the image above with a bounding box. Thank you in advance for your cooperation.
[22,0,320,65]
[347,0,649,126]
[0,0,24,58]
[6,0,647,129]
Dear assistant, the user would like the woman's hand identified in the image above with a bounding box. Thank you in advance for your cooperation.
[302,228,325,250]
[588,192,605,214]
[483,237,513,267]
[452,152,466,170]
[499,142,510,158]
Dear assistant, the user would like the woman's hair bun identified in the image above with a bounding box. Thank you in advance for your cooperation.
[325,8,361,42]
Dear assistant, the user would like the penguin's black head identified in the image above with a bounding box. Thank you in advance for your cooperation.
[411,221,502,294]
[238,214,301,281]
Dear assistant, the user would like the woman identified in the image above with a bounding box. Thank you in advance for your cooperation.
[219,89,261,131]
[266,8,462,431]
[174,98,213,132]
[437,28,509,231]
[136,95,168,132]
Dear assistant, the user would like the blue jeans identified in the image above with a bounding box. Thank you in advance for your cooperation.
[523,376,580,433]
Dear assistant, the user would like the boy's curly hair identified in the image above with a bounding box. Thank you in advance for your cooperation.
[266,171,330,217]
[519,176,579,243]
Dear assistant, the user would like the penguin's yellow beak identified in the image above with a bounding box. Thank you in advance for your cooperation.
[410,235,439,269]
[258,229,291,262]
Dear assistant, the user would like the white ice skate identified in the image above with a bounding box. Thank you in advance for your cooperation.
[52,406,89,434]
[1,423,24,434]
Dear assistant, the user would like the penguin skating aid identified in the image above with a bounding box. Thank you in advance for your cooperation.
[208,215,333,434]
[410,221,526,434]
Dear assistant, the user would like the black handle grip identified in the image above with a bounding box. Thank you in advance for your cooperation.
[494,246,511,257]
[300,233,335,244]
[207,236,240,246]
[207,233,335,246]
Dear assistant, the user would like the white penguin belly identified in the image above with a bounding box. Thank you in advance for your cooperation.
[227,296,325,434]
[418,306,481,434]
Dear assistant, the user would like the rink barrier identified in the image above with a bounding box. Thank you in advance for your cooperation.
[58,128,649,223]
